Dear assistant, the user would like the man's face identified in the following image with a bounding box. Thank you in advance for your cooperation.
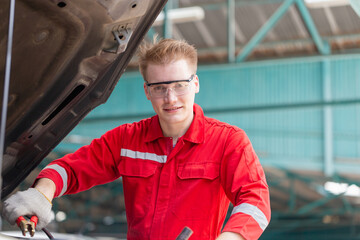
[144,59,199,129]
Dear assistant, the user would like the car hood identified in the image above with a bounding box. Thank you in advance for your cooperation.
[0,0,166,199]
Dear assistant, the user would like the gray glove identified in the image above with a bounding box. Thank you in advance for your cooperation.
[2,188,53,230]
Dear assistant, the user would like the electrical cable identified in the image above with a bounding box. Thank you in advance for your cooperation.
[42,228,55,240]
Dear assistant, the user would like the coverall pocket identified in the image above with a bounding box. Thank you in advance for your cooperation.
[171,162,220,220]
[119,159,158,220]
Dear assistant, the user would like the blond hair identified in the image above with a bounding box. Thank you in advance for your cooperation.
[137,38,198,81]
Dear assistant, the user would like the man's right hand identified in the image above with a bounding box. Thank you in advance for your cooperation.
[2,188,53,230]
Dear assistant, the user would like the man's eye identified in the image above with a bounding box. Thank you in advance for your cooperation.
[174,83,186,89]
[153,86,166,92]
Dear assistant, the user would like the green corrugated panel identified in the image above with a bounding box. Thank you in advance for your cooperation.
[197,60,322,108]
[333,105,360,158]
[331,58,360,99]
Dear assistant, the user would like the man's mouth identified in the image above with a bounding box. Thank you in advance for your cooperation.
[164,106,182,112]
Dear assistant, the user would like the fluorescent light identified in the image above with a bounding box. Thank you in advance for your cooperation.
[324,181,360,197]
[153,6,205,26]
[305,0,350,8]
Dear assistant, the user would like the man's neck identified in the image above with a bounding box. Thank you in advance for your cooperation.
[160,116,194,145]
[161,123,188,141]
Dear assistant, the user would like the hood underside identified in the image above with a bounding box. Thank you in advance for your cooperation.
[0,0,166,199]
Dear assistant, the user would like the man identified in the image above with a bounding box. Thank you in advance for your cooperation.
[3,39,271,239]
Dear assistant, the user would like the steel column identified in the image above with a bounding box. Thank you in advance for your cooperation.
[163,0,173,38]
[227,0,236,63]
[322,59,334,176]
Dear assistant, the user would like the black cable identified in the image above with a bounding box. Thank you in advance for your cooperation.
[42,228,55,240]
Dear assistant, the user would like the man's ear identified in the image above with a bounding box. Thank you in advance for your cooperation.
[144,82,151,100]
[194,75,200,93]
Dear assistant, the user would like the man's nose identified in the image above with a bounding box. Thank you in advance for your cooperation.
[164,88,177,102]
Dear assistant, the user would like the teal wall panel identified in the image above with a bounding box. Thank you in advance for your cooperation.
[54,54,360,175]
[196,60,322,109]
[332,58,360,100]
[205,108,324,170]
[333,105,360,158]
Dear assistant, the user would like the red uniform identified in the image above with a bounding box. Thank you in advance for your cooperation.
[37,104,271,240]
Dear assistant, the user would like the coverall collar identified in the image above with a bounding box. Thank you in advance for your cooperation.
[145,103,205,144]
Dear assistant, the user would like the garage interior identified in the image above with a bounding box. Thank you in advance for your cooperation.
[5,0,360,239]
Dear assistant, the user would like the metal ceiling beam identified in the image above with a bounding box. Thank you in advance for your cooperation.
[196,0,289,10]
[323,6,340,34]
[221,8,247,44]
[349,0,360,16]
[267,168,357,217]
[253,4,278,41]
[197,33,360,57]
[154,0,356,61]
[297,193,344,215]
[234,0,331,62]
[288,4,308,38]
[194,20,217,47]
[295,0,331,55]
[235,0,296,62]
[336,174,360,187]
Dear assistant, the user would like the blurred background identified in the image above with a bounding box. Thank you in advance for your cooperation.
[6,0,360,239]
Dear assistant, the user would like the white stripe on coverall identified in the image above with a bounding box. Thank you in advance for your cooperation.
[231,203,269,230]
[120,148,167,164]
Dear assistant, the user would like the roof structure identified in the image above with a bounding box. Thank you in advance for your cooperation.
[128,0,360,68]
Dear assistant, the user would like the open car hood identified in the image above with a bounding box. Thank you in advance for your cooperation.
[0,0,166,199]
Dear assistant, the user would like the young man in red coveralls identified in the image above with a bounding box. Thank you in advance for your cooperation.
[3,39,271,240]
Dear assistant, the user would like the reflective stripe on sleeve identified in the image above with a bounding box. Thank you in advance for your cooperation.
[231,203,269,230]
[121,149,167,163]
[43,164,68,197]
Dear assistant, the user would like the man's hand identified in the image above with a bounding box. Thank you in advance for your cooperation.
[2,179,56,230]
[216,231,246,240]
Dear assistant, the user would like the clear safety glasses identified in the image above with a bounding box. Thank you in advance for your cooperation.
[146,74,195,98]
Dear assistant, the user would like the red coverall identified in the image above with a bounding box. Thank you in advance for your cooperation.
[37,104,271,240]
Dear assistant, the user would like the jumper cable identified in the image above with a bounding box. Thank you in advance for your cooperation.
[16,216,38,237]
[16,216,54,239]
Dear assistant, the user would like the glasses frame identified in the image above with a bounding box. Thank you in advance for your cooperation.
[146,74,195,87]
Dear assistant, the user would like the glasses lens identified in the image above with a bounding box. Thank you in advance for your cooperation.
[173,82,190,95]
[151,85,167,97]
[149,82,191,98]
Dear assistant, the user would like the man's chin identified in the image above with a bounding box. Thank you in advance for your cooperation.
[159,114,183,124]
